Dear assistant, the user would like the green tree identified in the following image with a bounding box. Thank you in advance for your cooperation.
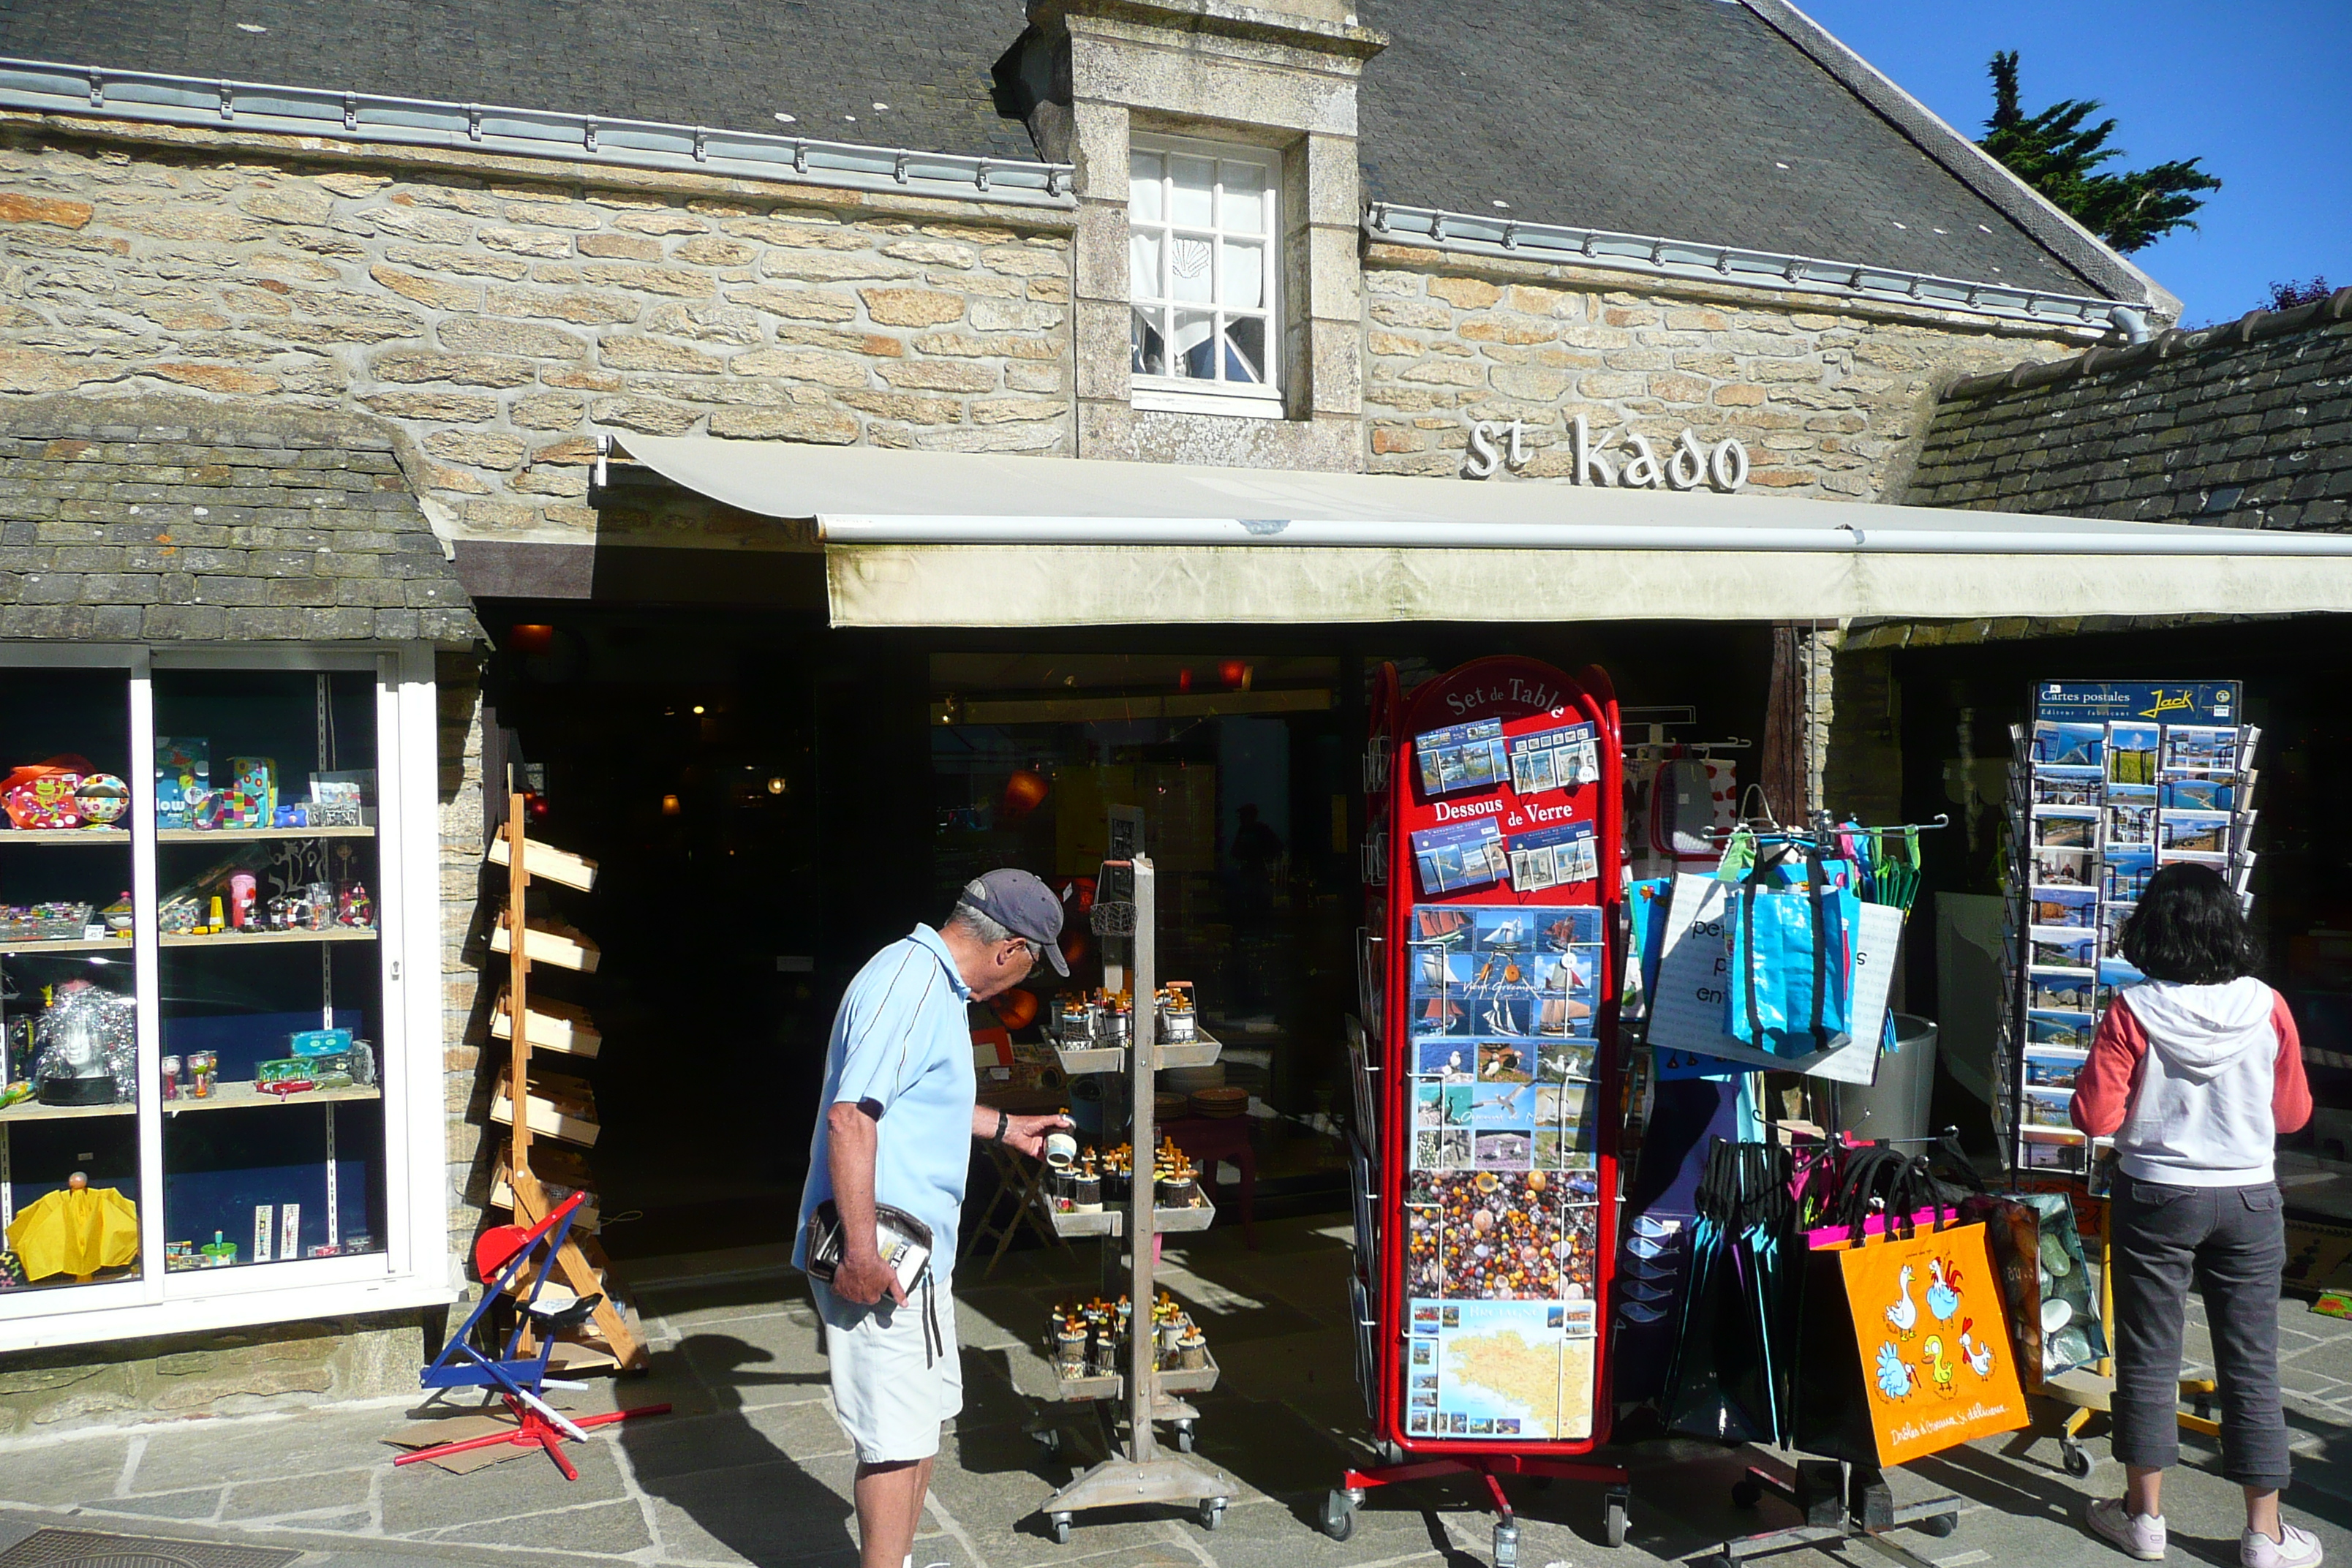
[1978,51,2220,254]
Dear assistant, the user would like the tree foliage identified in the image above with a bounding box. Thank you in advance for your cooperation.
[1978,51,2220,254]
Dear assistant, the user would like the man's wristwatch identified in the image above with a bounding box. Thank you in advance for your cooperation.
[993,1109,1011,1143]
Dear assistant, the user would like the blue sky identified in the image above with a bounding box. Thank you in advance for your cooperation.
[1797,1,2351,325]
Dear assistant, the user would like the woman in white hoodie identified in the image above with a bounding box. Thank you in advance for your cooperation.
[2072,862,2314,1567]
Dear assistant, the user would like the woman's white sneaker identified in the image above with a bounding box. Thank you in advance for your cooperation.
[2089,1498,2168,1561]
[2242,1524,2323,1568]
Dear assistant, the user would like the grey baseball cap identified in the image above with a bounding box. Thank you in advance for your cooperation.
[961,868,1069,976]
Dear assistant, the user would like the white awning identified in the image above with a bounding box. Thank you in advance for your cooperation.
[614,437,2352,627]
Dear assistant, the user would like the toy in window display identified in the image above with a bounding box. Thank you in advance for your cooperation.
[1,761,86,830]
[4,1171,138,1282]
[337,882,374,929]
[31,981,135,1107]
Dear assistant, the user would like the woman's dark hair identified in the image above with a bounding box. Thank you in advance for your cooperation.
[2120,862,2260,984]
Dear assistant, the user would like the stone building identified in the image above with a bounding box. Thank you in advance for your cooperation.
[0,0,2332,1429]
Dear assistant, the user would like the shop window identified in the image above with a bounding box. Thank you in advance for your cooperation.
[0,649,436,1345]
[1128,136,1282,418]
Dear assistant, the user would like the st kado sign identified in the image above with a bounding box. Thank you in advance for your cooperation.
[1462,414,1750,492]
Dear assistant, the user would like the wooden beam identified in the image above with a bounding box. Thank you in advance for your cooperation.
[487,834,600,892]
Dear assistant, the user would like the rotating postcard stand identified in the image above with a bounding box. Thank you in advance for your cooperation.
[1035,838,1241,1541]
[1327,658,1632,1562]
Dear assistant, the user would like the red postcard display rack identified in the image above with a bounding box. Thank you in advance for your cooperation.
[1328,658,1631,1561]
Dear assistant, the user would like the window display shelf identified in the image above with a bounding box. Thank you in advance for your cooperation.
[159,927,377,949]
[1044,1346,1220,1404]
[157,826,373,843]
[162,1080,382,1114]
[0,829,130,846]
[1033,1191,1216,1237]
[0,1096,135,1126]
[0,937,128,955]
[1054,1030,1222,1077]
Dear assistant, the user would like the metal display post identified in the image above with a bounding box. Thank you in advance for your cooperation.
[1039,854,1239,1538]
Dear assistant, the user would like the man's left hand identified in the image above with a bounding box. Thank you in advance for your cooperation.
[1000,1112,1073,1160]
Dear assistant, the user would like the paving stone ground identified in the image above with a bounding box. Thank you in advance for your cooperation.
[4,1217,2351,1568]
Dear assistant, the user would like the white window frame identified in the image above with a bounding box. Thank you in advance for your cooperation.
[1128,132,1284,419]
[0,641,456,1353]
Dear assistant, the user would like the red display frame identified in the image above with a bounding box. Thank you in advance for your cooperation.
[1368,656,1624,1458]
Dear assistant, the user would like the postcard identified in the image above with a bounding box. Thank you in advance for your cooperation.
[2034,722,2106,769]
[1471,1079,1537,1129]
[2157,848,2230,872]
[2021,1137,2087,1172]
[2158,808,2233,855]
[2032,770,2104,806]
[2032,807,2098,849]
[2103,847,2154,902]
[1465,995,1536,1039]
[1536,994,1595,1039]
[1538,946,1600,996]
[2105,802,2157,848]
[1476,1039,1536,1081]
[1508,821,1598,892]
[2161,777,2238,812]
[2032,846,2096,887]
[2163,724,2241,774]
[2099,956,2147,987]
[1413,1128,1470,1169]
[1415,718,1509,798]
[1417,1040,1480,1078]
[2024,1047,2089,1088]
[1534,905,1603,951]
[1412,942,1477,996]
[2107,723,2160,785]
[2029,932,2097,972]
[2029,886,2098,929]
[2028,1010,2096,1049]
[1473,908,1534,951]
[1505,721,1599,796]
[2021,1087,2077,1129]
[1414,1082,1446,1128]
[2028,970,2097,1011]
[1413,821,1507,894]
[1537,1039,1597,1082]
[1473,1126,1534,1169]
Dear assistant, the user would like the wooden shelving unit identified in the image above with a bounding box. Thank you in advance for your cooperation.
[159,927,376,949]
[157,826,374,843]
[0,829,129,846]
[0,936,126,956]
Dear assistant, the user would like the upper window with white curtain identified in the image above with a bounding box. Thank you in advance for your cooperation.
[1128,135,1281,413]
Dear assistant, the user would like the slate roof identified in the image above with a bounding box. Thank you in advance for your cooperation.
[0,395,484,645]
[0,0,2141,303]
[1904,290,2352,532]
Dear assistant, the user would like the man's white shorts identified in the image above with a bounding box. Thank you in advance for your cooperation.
[810,1274,962,1464]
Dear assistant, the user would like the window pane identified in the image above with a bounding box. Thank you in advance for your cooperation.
[1220,163,1267,235]
[1169,155,1215,227]
[1128,228,1163,302]
[1,667,142,1292]
[1225,316,1270,384]
[1128,151,1164,223]
[154,669,387,1271]
[1221,239,1264,311]
[1131,307,1169,377]
[1169,234,1213,304]
[1170,309,1216,379]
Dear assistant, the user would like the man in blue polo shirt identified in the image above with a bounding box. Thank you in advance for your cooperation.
[797,870,1071,1568]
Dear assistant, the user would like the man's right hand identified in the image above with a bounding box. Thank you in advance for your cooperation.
[832,1246,906,1308]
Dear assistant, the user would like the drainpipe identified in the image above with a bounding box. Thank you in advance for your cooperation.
[2108,306,2152,344]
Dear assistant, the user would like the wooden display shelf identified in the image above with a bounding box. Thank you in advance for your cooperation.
[490,1142,600,1231]
[491,915,600,973]
[1045,1346,1221,1403]
[160,927,376,949]
[0,936,127,956]
[165,1079,382,1113]
[1035,1191,1215,1238]
[486,834,598,892]
[0,829,129,845]
[490,1066,601,1147]
[1054,1029,1221,1077]
[491,988,601,1059]
[0,1093,135,1125]
[157,826,373,843]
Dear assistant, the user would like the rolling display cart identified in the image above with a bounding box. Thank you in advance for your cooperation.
[1030,823,1241,1542]
[1330,658,1632,1562]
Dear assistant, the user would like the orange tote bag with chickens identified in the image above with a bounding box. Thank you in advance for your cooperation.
[1836,1218,2029,1466]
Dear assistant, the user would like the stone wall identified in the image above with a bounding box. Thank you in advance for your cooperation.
[1362,245,2095,500]
[0,125,1077,545]
[0,1312,422,1433]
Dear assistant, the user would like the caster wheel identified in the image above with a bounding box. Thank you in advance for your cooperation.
[1731,1479,1763,1510]
[1917,1513,1959,1539]
[1605,1489,1630,1549]
[1199,1498,1226,1532]
[2062,1442,2093,1479]
[1049,1512,1073,1546]
[1320,1490,1357,1542]
[1175,1420,1196,1454]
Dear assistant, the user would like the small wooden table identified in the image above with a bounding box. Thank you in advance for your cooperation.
[1162,1115,1256,1249]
